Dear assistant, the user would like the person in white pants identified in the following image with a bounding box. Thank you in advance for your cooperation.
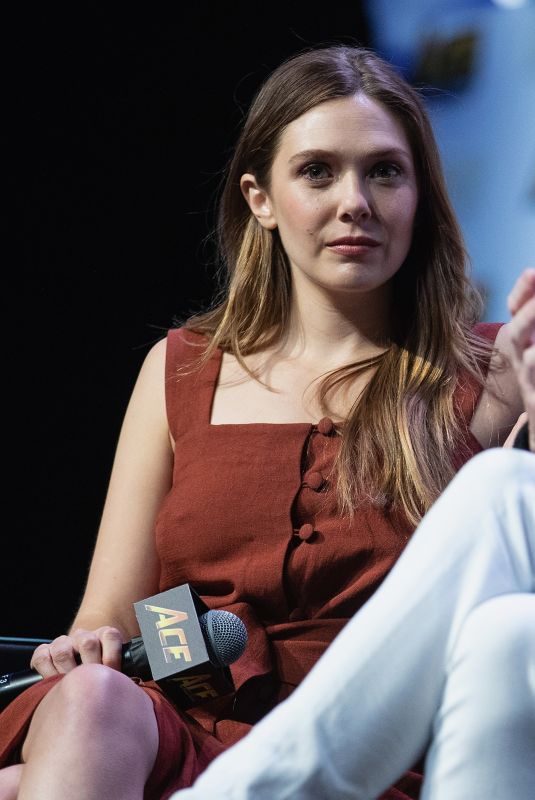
[171,444,534,800]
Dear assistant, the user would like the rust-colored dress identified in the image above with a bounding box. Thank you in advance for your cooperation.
[0,323,502,800]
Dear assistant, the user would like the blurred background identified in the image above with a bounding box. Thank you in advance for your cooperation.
[4,1,534,638]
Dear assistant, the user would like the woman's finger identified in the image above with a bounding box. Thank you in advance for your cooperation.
[29,643,57,678]
[30,635,78,676]
[502,412,528,448]
[98,626,124,671]
[508,295,535,359]
[47,634,81,674]
[72,629,104,664]
[507,267,535,315]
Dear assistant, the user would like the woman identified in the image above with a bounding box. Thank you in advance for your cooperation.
[0,44,530,800]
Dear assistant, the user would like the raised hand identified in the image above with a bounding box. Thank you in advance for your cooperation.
[507,267,535,452]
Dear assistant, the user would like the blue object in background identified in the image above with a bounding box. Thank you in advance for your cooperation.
[364,0,535,322]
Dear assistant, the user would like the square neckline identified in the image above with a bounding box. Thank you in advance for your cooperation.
[206,341,336,431]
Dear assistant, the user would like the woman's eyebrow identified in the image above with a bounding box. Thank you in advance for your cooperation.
[287,146,412,165]
[366,146,412,160]
[287,149,333,165]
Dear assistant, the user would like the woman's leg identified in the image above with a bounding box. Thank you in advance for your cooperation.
[17,664,159,800]
[422,593,535,799]
[0,764,23,800]
[172,447,535,799]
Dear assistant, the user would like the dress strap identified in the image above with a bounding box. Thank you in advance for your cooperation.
[164,327,222,441]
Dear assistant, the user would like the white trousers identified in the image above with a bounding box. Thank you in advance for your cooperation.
[172,448,535,800]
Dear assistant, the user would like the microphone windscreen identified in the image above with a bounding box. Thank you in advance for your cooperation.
[199,610,248,666]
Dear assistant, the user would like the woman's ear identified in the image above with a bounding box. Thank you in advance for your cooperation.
[240,173,277,230]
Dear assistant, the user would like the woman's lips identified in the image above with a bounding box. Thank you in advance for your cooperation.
[327,236,381,256]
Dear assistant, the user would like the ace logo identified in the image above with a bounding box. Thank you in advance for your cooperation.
[144,604,193,663]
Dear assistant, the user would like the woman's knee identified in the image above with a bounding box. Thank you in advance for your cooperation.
[449,594,535,726]
[23,665,158,760]
[45,665,137,724]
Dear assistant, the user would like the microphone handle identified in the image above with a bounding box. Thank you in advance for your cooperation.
[120,636,151,679]
[0,668,42,709]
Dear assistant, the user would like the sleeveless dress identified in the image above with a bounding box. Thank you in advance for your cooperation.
[0,322,503,800]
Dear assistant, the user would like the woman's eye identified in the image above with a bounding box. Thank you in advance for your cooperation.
[300,163,331,182]
[369,162,402,180]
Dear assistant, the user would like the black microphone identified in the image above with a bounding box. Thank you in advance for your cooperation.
[0,584,248,712]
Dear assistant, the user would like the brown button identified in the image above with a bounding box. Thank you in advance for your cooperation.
[303,470,324,490]
[289,608,306,622]
[317,416,335,435]
[296,523,315,541]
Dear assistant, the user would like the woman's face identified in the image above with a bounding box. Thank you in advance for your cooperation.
[242,93,418,302]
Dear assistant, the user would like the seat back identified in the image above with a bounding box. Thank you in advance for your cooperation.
[0,636,51,673]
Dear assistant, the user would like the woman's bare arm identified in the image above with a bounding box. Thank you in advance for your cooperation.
[31,336,173,676]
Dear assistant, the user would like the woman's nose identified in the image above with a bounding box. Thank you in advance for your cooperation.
[337,173,372,222]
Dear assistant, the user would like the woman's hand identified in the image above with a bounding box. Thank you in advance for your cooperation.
[503,411,529,448]
[30,626,124,678]
[507,268,535,452]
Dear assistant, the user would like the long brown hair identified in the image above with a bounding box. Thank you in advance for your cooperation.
[180,44,498,525]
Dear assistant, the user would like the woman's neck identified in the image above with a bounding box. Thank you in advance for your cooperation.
[276,286,392,370]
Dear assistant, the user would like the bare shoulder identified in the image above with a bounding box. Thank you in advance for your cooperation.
[469,321,524,447]
[139,336,167,376]
[128,336,168,402]
[118,336,169,444]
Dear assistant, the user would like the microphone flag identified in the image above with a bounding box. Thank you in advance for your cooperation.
[133,583,236,708]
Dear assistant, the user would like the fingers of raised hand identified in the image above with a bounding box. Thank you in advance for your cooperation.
[520,342,535,411]
[503,411,529,448]
[524,340,535,384]
[508,267,535,316]
[509,295,535,361]
[509,331,535,450]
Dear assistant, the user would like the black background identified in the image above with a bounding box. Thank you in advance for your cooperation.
[4,7,372,638]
